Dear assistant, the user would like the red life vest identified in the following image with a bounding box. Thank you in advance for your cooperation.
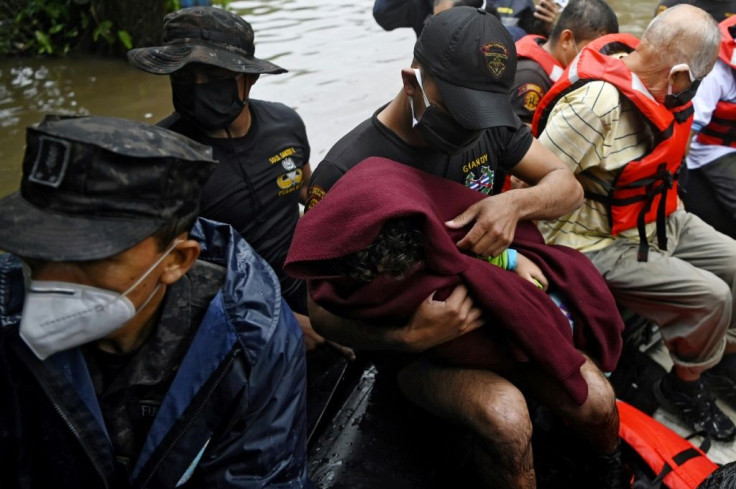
[532,34,694,261]
[515,34,564,83]
[618,400,718,489]
[696,16,736,147]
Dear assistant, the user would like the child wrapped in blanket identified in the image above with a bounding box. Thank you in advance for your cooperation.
[326,216,576,332]
[286,157,622,392]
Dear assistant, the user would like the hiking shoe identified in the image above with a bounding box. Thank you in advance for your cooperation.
[590,445,631,489]
[699,460,736,489]
[653,376,736,442]
[703,368,736,409]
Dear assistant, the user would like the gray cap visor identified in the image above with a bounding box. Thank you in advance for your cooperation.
[128,43,287,75]
[0,192,164,261]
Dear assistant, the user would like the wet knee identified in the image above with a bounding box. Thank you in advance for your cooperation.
[469,386,532,448]
[577,368,617,427]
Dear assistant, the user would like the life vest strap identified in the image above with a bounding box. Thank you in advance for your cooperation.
[584,166,675,262]
[673,105,694,124]
[699,122,736,147]
[633,448,705,489]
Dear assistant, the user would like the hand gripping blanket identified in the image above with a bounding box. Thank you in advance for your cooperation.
[285,157,623,405]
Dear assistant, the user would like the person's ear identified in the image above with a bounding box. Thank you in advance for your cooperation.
[559,29,575,49]
[401,68,418,98]
[669,66,691,85]
[160,237,200,285]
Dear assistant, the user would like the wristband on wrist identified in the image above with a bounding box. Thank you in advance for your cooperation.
[506,248,517,271]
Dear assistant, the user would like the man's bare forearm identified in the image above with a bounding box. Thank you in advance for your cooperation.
[308,296,408,351]
[509,167,583,221]
[308,284,484,353]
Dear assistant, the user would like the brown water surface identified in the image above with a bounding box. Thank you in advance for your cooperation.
[0,0,658,198]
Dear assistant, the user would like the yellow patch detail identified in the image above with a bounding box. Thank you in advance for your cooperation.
[268,147,297,164]
[516,83,544,112]
[463,154,489,173]
[278,186,298,197]
[277,168,303,190]
[305,185,327,211]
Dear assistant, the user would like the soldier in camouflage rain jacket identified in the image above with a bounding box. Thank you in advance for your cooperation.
[0,116,308,489]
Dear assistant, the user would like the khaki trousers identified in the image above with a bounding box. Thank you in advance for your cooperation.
[585,210,736,375]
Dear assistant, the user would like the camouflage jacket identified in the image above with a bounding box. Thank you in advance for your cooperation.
[0,218,307,489]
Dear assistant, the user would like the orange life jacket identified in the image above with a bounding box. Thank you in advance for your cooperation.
[696,16,736,147]
[618,400,718,489]
[532,34,694,261]
[515,34,564,83]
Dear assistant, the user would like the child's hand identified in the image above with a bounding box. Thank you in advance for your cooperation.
[515,252,548,290]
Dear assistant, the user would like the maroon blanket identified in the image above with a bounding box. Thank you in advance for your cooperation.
[286,157,623,405]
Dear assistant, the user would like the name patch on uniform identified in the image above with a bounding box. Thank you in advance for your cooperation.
[128,400,161,421]
[28,136,71,188]
[268,147,297,164]
[463,153,489,173]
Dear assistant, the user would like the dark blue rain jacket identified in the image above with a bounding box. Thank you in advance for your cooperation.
[0,218,307,489]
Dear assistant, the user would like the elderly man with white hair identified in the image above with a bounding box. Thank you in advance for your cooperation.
[533,4,736,442]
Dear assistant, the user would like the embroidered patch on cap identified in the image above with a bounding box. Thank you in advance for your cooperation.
[480,43,509,79]
[28,136,71,188]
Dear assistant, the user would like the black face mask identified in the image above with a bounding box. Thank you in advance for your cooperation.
[664,78,701,110]
[412,102,484,154]
[171,76,246,130]
[409,68,484,154]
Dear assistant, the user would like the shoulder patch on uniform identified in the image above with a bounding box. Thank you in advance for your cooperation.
[305,185,327,211]
[29,135,71,188]
[517,83,545,112]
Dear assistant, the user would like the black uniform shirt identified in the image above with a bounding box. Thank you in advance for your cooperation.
[161,100,310,313]
[306,105,533,210]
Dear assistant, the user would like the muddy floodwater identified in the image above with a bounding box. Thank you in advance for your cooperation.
[0,0,658,198]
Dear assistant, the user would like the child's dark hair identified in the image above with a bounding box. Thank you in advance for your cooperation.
[332,217,426,282]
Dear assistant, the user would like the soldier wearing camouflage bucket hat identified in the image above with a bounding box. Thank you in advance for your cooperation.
[0,115,308,489]
[128,7,328,355]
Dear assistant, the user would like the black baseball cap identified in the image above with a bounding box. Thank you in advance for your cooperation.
[0,115,218,261]
[414,7,518,129]
[128,7,286,75]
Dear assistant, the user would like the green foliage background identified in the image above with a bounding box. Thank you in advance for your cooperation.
[0,0,231,57]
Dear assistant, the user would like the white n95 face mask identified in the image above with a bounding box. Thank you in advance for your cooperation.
[19,240,181,360]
